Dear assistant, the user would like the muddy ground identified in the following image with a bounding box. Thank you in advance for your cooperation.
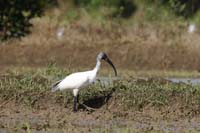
[1,90,200,132]
[1,101,200,132]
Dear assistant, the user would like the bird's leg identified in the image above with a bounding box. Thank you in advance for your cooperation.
[77,94,80,104]
[73,89,79,112]
[73,96,78,112]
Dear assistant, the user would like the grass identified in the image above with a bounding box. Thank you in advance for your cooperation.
[1,66,200,112]
[1,67,200,132]
[0,0,199,71]
[1,14,200,71]
[122,70,200,78]
[2,0,200,73]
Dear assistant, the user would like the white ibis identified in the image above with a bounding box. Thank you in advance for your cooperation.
[51,52,117,112]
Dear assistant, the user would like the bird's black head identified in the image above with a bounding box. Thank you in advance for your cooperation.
[97,52,117,76]
[97,52,106,60]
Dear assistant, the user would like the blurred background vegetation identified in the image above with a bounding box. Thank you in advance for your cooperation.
[1,0,200,41]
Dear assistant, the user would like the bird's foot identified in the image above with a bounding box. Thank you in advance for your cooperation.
[80,103,97,111]
[73,108,78,112]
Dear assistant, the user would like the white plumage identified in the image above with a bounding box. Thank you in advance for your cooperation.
[57,70,96,94]
[51,52,117,112]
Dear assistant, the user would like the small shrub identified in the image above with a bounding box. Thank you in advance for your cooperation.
[0,0,56,41]
[73,0,136,18]
[154,0,200,18]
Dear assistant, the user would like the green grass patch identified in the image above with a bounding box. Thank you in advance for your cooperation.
[0,67,200,113]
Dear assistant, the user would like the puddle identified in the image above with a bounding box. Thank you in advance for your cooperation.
[166,78,200,85]
[96,76,121,86]
[96,77,200,86]
[0,129,7,133]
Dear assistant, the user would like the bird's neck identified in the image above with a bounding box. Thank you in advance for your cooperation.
[93,60,101,74]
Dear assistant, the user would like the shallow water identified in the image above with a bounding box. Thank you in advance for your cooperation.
[97,77,200,86]
[166,78,200,85]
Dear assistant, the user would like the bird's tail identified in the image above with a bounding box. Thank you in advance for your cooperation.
[51,80,62,92]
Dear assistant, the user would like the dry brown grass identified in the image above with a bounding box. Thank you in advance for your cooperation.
[1,13,200,71]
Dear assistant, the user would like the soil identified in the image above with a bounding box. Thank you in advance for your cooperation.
[1,90,200,132]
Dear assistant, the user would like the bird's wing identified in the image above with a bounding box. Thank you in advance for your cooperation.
[58,72,90,90]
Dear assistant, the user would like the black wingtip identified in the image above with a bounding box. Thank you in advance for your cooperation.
[51,80,62,92]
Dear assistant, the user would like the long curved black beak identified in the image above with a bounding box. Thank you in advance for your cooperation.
[103,57,117,76]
